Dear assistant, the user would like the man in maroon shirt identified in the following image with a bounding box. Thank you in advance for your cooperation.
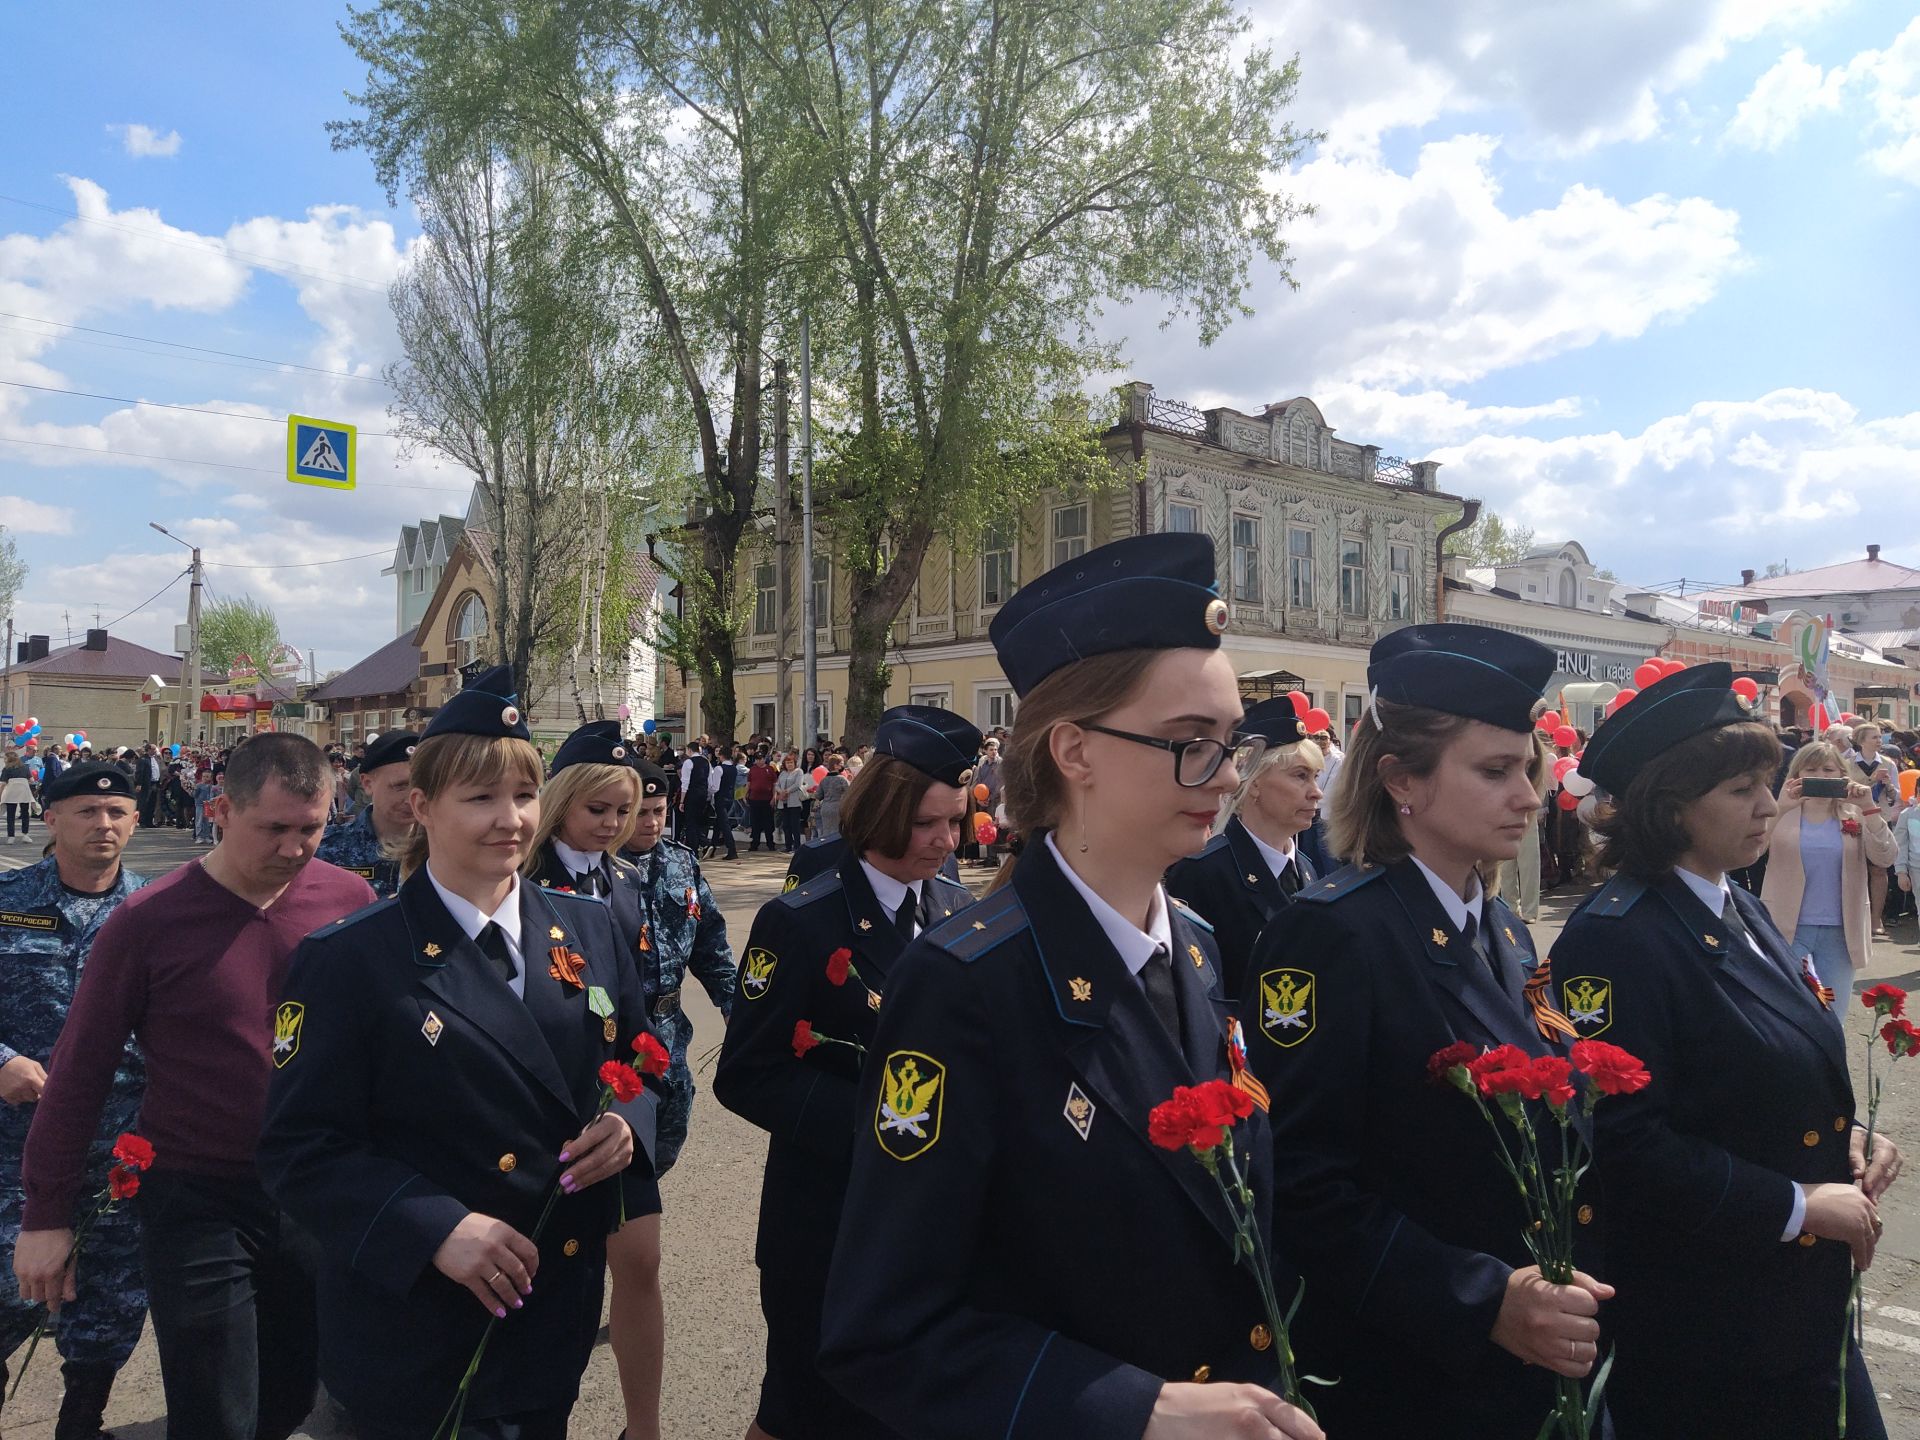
[13,734,374,1440]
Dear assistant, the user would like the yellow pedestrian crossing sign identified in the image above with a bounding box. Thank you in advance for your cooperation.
[287,415,355,491]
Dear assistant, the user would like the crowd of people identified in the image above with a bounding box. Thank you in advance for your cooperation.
[0,529,1909,1440]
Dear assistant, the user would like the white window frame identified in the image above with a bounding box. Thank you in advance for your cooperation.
[1231,512,1262,604]
[752,561,777,635]
[412,568,426,594]
[453,593,489,667]
[1287,526,1315,608]
[809,693,833,743]
[809,556,831,633]
[1388,543,1414,620]
[1051,503,1089,566]
[976,684,1017,732]
[908,686,953,710]
[1167,501,1200,534]
[751,698,777,739]
[1339,535,1367,617]
[980,527,1016,610]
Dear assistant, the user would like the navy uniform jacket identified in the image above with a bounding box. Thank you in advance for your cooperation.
[820,838,1292,1440]
[784,834,961,893]
[1239,860,1594,1438]
[1550,872,1855,1392]
[315,806,401,900]
[531,838,735,1171]
[1164,817,1314,1000]
[258,873,662,1429]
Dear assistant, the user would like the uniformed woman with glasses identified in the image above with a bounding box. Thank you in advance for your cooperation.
[1239,625,1605,1438]
[1553,664,1903,1438]
[821,534,1322,1440]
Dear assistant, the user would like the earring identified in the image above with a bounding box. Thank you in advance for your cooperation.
[1079,829,1089,853]
[1398,803,1413,816]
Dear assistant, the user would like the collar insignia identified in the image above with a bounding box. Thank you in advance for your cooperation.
[1068,976,1093,1002]
[1431,928,1448,947]
[1188,943,1206,970]
[549,925,564,941]
[858,918,873,932]
[423,942,443,959]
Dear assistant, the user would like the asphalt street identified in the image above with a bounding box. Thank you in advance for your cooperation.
[1,832,1916,1436]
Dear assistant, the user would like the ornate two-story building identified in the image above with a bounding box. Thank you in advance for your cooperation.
[704,382,1468,744]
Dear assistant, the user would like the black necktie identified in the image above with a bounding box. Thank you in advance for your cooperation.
[1462,912,1497,981]
[1277,859,1302,898]
[573,865,604,898]
[477,921,515,985]
[1719,894,1756,957]
[1142,944,1182,1045]
[893,888,919,941]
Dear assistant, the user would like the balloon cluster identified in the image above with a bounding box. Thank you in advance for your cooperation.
[9,715,40,747]
[62,731,88,748]
[1282,691,1332,735]
[973,813,998,846]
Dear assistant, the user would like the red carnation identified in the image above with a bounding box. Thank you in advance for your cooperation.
[1466,1044,1538,1098]
[1426,1042,1479,1087]
[111,1133,155,1172]
[825,948,854,987]
[1882,1018,1920,1058]
[107,1166,140,1202]
[1841,818,1862,837]
[1148,1090,1201,1151]
[631,1031,671,1077]
[598,1060,644,1103]
[1531,1055,1577,1109]
[792,1020,821,1058]
[1863,984,1908,1019]
[1189,1077,1254,1131]
[1571,1040,1651,1096]
[1148,1085,1240,1154]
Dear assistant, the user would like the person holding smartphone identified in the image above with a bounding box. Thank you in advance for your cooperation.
[1760,740,1897,999]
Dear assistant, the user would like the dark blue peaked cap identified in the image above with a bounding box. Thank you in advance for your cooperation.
[873,705,983,788]
[422,664,531,743]
[360,730,419,774]
[1368,624,1555,733]
[1238,696,1307,745]
[989,533,1228,698]
[43,762,135,806]
[549,719,633,776]
[1580,662,1756,796]
[633,760,671,798]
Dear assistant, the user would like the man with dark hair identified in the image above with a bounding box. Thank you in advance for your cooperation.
[15,731,372,1440]
[680,742,711,851]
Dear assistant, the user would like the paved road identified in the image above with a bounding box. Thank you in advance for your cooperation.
[3,840,1917,1436]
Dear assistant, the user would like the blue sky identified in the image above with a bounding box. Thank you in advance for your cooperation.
[2,0,1917,673]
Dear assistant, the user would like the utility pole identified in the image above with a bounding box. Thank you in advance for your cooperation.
[772,357,794,748]
[2,617,12,725]
[149,523,205,745]
[800,314,818,749]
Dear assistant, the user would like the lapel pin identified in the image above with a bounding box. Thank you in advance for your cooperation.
[1247,872,1260,885]
[1188,944,1205,970]
[423,942,443,959]
[1063,1083,1096,1141]
[550,925,564,940]
[858,919,873,932]
[1069,976,1093,1002]
[1703,933,1719,947]
[1504,926,1516,945]
[421,1011,444,1046]
[1431,928,1448,948]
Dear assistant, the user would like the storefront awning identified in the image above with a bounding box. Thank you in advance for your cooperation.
[200,694,262,712]
[1853,684,1912,699]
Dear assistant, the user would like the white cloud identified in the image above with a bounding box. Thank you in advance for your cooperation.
[1726,47,1846,150]
[1849,18,1920,186]
[111,124,182,159]
[0,498,75,536]
[1724,19,1920,183]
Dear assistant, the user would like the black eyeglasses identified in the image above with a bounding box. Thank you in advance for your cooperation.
[1077,724,1267,789]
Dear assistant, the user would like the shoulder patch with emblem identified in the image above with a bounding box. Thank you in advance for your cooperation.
[782,873,800,894]
[1299,864,1384,905]
[1561,975,1612,1037]
[1257,967,1315,1047]
[741,947,778,999]
[777,873,842,910]
[272,1001,304,1067]
[875,1050,945,1160]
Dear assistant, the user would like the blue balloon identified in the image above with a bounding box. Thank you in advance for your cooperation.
[642,719,657,734]
[171,743,182,756]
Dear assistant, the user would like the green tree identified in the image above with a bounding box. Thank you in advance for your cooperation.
[1444,509,1536,567]
[0,527,28,626]
[199,596,282,677]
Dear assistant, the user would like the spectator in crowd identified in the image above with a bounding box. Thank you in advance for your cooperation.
[1,750,34,843]
[811,754,849,841]
[1849,721,1903,938]
[745,751,778,852]
[194,768,219,844]
[773,752,808,854]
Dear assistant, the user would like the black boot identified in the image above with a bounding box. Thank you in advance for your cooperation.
[54,1359,116,1440]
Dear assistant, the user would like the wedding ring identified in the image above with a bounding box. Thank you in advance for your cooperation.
[488,1269,504,1283]
[1568,1339,1577,1361]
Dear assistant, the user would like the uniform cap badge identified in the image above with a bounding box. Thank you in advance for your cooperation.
[501,704,520,727]
[96,775,111,789]
[1204,598,1229,635]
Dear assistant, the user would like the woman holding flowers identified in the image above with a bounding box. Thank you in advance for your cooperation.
[820,535,1322,1440]
[1555,664,1902,1437]
[258,667,664,1440]
[1239,624,1608,1438]
[715,704,978,1440]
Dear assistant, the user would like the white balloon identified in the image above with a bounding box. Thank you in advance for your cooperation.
[1562,771,1596,798]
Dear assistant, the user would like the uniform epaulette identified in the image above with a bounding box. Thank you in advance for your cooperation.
[655,838,695,861]
[1587,872,1647,918]
[1168,896,1213,933]
[314,894,399,936]
[1194,832,1231,860]
[931,885,1028,962]
[778,870,843,909]
[1298,863,1384,904]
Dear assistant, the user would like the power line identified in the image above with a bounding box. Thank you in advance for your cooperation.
[0,312,392,386]
[0,433,470,494]
[104,567,189,629]
[0,377,401,437]
[208,549,392,571]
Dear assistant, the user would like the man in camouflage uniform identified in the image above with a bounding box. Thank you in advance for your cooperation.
[313,730,416,900]
[619,760,736,1171]
[0,763,147,1439]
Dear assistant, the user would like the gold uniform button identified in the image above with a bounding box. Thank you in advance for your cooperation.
[1249,1324,1273,1353]
[1798,1233,1818,1248]
[1577,1204,1595,1225]
[1835,1117,1849,1132]
[1802,1130,1820,1148]
[562,1238,580,1257]
[497,1153,517,1172]
[1192,1365,1212,1384]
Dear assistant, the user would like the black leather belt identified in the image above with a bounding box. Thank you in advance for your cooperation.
[650,987,682,1018]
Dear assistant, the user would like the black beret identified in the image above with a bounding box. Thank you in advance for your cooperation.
[1238,696,1307,746]
[1367,624,1555,733]
[988,533,1227,698]
[633,760,671,798]
[549,720,633,776]
[421,665,530,743]
[43,762,135,806]
[873,705,983,788]
[360,730,419,775]
[1580,663,1755,797]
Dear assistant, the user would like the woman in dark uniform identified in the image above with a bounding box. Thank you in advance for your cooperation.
[1166,695,1323,997]
[820,534,1321,1440]
[259,668,662,1440]
[1553,663,1902,1438]
[1239,624,1606,1439]
[714,706,981,1440]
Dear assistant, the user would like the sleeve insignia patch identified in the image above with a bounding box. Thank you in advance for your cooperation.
[1063,1082,1096,1141]
[1561,975,1612,1037]
[1257,968,1315,1047]
[741,947,778,999]
[875,1050,945,1161]
[272,1001,305,1067]
[782,874,800,894]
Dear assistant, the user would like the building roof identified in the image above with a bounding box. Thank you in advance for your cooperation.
[1711,552,1920,599]
[383,513,468,577]
[310,628,422,702]
[14,634,221,684]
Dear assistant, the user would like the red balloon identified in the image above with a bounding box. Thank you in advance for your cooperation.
[1303,708,1332,734]
[1285,691,1310,717]
[1552,756,1579,781]
[1731,677,1759,702]
[811,765,828,782]
[1552,725,1579,749]
[1659,659,1686,677]
[1632,662,1662,690]
[1557,790,1581,810]
[1606,688,1637,716]
[1536,710,1561,732]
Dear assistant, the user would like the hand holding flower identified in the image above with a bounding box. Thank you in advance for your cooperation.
[1805,1183,1880,1270]
[1489,1266,1613,1377]
[1852,1126,1905,1201]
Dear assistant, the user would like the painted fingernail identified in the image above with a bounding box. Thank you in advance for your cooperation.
[513,1299,523,1309]
[558,1150,572,1163]
[495,1307,507,1318]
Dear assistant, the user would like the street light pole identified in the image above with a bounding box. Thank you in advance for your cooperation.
[800,313,817,750]
[150,524,204,745]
